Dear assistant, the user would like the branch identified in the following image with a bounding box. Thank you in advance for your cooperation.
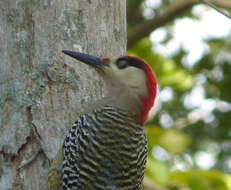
[208,0,231,10]
[201,0,231,19]
[127,0,231,49]
[127,0,197,48]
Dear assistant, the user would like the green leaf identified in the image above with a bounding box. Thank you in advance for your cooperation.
[145,125,164,154]
[170,170,231,190]
[146,126,191,155]
[145,156,169,185]
[158,129,191,154]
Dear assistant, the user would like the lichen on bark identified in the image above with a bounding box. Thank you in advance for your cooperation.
[0,0,126,189]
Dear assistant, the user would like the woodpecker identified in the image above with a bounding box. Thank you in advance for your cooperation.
[48,51,157,190]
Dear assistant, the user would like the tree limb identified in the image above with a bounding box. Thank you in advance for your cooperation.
[127,0,231,48]
[201,0,231,19]
[208,0,231,10]
[127,0,197,48]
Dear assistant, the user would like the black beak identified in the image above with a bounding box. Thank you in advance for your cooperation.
[62,50,108,70]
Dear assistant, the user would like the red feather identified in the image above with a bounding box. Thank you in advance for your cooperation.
[124,56,157,124]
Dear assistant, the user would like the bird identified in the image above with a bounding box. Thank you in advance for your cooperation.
[48,50,157,190]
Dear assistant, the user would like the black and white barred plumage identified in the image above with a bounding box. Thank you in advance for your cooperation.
[62,106,147,190]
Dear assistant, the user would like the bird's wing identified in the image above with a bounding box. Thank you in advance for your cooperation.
[48,115,84,190]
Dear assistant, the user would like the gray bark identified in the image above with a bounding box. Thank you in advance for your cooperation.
[0,0,126,189]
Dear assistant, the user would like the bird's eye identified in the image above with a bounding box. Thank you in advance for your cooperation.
[116,60,128,69]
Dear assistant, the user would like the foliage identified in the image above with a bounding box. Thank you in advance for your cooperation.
[127,0,231,189]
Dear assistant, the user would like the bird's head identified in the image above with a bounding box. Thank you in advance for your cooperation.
[62,50,157,124]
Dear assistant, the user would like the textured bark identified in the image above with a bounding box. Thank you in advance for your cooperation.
[0,0,126,189]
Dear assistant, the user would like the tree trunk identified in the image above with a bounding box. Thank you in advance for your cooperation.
[0,1,126,189]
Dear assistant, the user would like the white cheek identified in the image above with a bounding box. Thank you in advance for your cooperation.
[111,64,120,72]
[113,66,148,97]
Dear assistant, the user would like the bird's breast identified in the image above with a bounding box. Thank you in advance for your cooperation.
[62,106,147,190]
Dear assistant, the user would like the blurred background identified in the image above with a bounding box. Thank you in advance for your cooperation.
[126,0,231,189]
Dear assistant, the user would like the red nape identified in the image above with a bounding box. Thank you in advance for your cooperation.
[124,56,157,125]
